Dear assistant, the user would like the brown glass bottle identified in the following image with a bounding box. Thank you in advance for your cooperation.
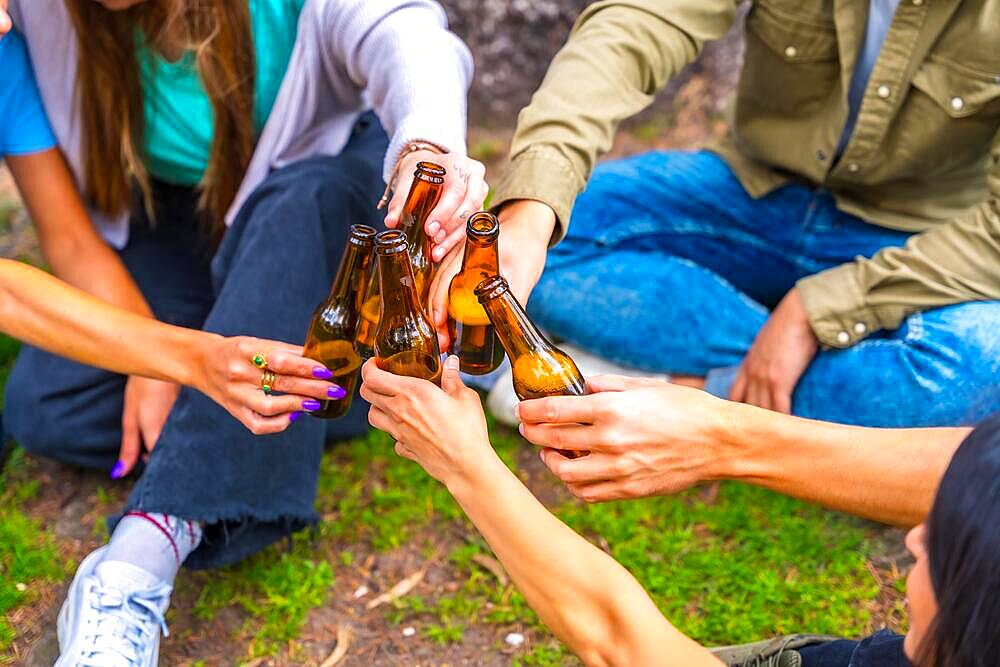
[356,161,446,357]
[447,212,505,375]
[475,275,585,399]
[302,225,376,419]
[373,230,442,384]
[476,275,586,458]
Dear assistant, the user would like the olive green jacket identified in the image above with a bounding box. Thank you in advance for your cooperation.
[491,0,1000,348]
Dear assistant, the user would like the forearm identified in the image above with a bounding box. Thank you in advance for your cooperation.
[336,1,472,181]
[712,401,967,526]
[8,149,151,316]
[41,233,152,316]
[447,450,717,667]
[491,1,738,233]
[0,260,206,387]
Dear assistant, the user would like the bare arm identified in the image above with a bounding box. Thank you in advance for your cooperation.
[6,148,151,316]
[361,359,722,667]
[519,376,967,527]
[0,259,342,435]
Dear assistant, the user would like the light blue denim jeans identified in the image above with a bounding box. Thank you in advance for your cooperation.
[527,150,1000,427]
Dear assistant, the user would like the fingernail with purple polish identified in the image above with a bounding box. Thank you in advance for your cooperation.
[290,411,303,423]
[302,399,322,411]
[313,367,334,380]
[110,460,126,480]
[327,385,348,400]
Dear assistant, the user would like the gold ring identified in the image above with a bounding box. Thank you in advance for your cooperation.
[252,353,268,370]
[260,370,277,395]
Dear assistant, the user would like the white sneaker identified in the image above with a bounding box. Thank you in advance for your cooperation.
[56,546,172,667]
[486,343,670,427]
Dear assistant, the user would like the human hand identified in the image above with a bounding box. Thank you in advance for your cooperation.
[193,335,347,436]
[116,376,179,478]
[428,199,555,350]
[518,375,733,502]
[383,149,488,262]
[729,288,818,414]
[360,355,496,487]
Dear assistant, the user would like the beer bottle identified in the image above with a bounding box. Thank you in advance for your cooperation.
[374,229,442,384]
[447,212,505,375]
[476,275,586,459]
[356,161,446,357]
[302,224,376,419]
[474,275,585,400]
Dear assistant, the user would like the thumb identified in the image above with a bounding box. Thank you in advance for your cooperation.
[440,355,464,396]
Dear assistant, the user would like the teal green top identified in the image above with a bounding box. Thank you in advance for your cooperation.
[138,0,306,185]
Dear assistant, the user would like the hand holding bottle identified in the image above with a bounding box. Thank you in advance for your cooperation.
[383,149,488,261]
[360,356,496,488]
[428,199,555,351]
[517,375,732,502]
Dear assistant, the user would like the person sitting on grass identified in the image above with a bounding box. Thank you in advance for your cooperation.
[444,0,1000,428]
[361,356,997,667]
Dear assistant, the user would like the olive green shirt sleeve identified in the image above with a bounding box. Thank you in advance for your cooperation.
[490,0,739,242]
[798,129,1000,348]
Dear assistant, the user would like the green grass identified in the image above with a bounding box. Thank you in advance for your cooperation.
[0,328,883,664]
[0,450,69,658]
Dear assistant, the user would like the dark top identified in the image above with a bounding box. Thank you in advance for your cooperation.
[801,630,912,667]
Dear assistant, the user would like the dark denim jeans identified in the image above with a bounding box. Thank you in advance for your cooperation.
[4,112,387,568]
[528,150,1000,427]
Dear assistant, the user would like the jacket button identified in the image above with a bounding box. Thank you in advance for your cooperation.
[912,0,923,5]
[951,97,965,111]
[837,331,850,345]
[877,85,891,99]
[853,322,867,335]
[784,46,798,58]
[847,163,860,173]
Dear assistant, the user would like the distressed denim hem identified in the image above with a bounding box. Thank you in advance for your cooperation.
[108,507,319,571]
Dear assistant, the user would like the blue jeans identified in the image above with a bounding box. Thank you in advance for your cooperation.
[4,113,387,567]
[527,150,1000,427]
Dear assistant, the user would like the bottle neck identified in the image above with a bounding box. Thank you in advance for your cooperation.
[461,235,499,273]
[378,250,423,318]
[399,178,443,255]
[482,290,553,359]
[329,241,371,303]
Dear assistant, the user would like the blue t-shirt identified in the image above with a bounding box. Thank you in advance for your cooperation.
[0,30,57,157]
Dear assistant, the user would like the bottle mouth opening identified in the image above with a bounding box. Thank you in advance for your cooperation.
[349,224,378,245]
[375,229,408,254]
[467,212,499,240]
[414,161,446,185]
[474,274,508,302]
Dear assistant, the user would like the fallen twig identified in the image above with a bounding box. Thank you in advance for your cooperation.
[319,626,353,667]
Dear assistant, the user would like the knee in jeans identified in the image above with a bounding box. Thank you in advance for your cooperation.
[3,367,60,457]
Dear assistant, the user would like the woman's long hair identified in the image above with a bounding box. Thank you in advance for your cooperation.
[918,413,1000,666]
[64,0,256,242]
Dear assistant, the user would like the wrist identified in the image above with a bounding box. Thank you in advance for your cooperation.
[498,200,557,247]
[177,330,222,391]
[444,443,509,500]
[708,399,779,483]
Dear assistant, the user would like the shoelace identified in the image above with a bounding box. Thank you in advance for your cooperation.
[77,580,171,667]
[738,637,798,667]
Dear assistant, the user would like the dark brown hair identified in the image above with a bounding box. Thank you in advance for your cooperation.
[64,0,256,241]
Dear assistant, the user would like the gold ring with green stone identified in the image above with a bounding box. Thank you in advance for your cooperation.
[260,370,277,395]
[252,353,268,370]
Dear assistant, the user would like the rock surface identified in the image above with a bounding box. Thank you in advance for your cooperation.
[440,1,746,121]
